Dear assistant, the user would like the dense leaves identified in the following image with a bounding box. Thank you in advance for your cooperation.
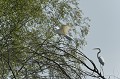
[0,0,90,79]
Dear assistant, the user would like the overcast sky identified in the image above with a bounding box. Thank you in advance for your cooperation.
[79,0,120,78]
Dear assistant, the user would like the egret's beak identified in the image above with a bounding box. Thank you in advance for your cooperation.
[93,48,100,50]
[93,48,101,53]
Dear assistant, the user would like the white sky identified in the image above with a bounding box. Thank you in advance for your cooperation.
[79,0,120,78]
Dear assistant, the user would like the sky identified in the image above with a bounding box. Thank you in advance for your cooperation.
[79,0,120,78]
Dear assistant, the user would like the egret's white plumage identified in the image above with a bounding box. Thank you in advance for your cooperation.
[57,25,71,35]
[55,25,73,40]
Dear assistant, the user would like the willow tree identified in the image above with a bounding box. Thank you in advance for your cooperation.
[0,0,90,79]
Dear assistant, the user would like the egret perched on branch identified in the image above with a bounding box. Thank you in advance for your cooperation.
[57,25,71,35]
[55,25,73,41]
[93,48,105,66]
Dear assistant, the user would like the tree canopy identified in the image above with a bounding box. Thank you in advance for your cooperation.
[0,0,104,79]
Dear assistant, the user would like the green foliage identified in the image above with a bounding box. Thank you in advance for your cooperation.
[0,0,89,79]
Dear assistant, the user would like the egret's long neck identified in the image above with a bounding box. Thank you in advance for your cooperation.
[97,48,101,57]
[97,52,100,58]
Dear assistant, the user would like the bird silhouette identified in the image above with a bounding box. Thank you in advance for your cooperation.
[93,48,105,66]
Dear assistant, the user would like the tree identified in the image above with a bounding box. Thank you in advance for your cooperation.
[0,0,108,79]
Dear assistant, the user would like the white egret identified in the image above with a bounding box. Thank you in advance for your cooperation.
[57,25,71,35]
[55,25,73,41]
[93,48,105,66]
